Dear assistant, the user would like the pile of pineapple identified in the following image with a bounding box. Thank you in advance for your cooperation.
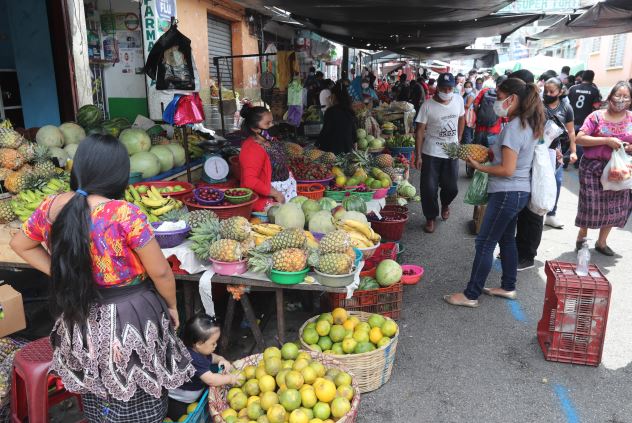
[183,214,255,263]
[330,150,394,189]
[308,230,357,276]
[248,228,314,274]
[0,128,64,224]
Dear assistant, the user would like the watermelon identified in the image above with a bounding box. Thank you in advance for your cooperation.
[119,128,151,155]
[58,122,85,145]
[86,126,106,136]
[164,143,186,166]
[77,105,103,128]
[101,120,121,137]
[36,125,64,148]
[130,152,161,179]
[111,117,131,130]
[342,194,367,214]
[149,145,175,173]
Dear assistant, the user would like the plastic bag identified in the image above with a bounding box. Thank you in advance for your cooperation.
[173,93,205,126]
[543,119,564,147]
[464,169,489,205]
[528,141,557,216]
[601,148,632,191]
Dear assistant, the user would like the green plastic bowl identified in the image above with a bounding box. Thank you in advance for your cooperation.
[224,188,254,204]
[129,172,143,183]
[269,268,310,285]
[324,190,348,202]
[352,190,374,201]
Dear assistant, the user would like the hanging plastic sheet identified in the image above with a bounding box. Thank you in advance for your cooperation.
[174,93,205,126]
[162,95,182,125]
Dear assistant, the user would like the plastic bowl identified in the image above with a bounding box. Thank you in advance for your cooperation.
[387,183,398,197]
[401,264,424,285]
[324,190,349,201]
[151,222,191,249]
[250,212,269,223]
[371,187,389,199]
[210,259,248,276]
[269,268,310,285]
[358,243,380,260]
[353,248,363,269]
[193,188,224,206]
[352,190,375,201]
[224,188,254,204]
[314,268,356,288]
[129,172,143,184]
[311,232,325,241]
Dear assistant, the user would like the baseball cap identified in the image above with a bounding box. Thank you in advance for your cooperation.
[437,73,455,88]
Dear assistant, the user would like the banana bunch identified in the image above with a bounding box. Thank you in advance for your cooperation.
[251,223,283,246]
[187,136,205,159]
[125,185,184,222]
[0,119,12,129]
[11,178,70,221]
[382,122,396,132]
[337,219,381,248]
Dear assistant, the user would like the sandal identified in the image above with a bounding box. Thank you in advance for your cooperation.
[595,244,615,257]
[483,288,517,300]
[443,293,479,308]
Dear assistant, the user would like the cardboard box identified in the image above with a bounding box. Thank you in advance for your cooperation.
[0,284,26,337]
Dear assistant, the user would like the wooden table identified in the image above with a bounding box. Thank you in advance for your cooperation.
[175,272,347,352]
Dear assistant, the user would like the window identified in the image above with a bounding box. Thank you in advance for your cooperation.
[608,34,626,67]
[591,37,601,53]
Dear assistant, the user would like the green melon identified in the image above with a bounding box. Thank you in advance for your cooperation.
[164,143,186,166]
[149,145,175,173]
[76,105,103,128]
[119,128,151,155]
[130,151,161,179]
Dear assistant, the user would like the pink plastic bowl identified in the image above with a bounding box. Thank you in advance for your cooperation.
[371,187,389,199]
[210,259,248,276]
[401,264,424,285]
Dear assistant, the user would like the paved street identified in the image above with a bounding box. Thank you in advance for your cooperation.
[357,165,632,423]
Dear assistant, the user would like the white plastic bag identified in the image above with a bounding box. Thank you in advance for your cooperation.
[601,148,632,191]
[528,141,557,216]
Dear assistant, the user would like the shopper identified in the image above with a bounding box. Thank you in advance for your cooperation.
[319,79,335,112]
[445,78,544,307]
[10,134,193,422]
[396,74,411,102]
[473,75,507,147]
[513,77,577,270]
[427,78,437,98]
[317,82,357,154]
[568,70,602,166]
[167,314,239,421]
[410,77,426,114]
[414,72,465,233]
[574,72,583,85]
[239,106,295,207]
[482,72,495,89]
[475,77,484,92]
[575,81,632,256]
[462,80,477,145]
[360,77,379,106]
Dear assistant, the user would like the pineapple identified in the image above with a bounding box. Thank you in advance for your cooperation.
[0,199,16,223]
[319,230,351,254]
[284,142,304,158]
[240,237,255,256]
[186,210,219,230]
[305,148,324,161]
[318,152,336,165]
[17,141,36,162]
[316,253,353,275]
[254,228,306,253]
[381,167,398,181]
[190,219,221,260]
[375,154,393,169]
[219,216,251,242]
[161,207,189,222]
[248,248,307,273]
[442,143,489,163]
[0,128,23,149]
[0,168,12,181]
[32,145,56,179]
[209,239,242,262]
[0,149,26,170]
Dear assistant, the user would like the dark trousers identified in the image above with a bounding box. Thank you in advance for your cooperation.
[419,154,459,220]
[515,206,544,261]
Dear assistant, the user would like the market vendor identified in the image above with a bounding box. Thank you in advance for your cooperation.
[239,105,296,210]
[359,78,379,106]
[317,82,357,154]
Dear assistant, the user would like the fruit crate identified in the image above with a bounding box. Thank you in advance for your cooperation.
[363,242,398,272]
[329,282,403,320]
[179,388,210,422]
[537,261,611,366]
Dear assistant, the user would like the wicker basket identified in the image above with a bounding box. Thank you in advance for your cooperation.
[207,350,361,423]
[297,183,325,200]
[299,311,398,393]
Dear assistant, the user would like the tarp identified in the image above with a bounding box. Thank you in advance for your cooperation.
[529,0,632,41]
[492,55,585,78]
[397,48,500,68]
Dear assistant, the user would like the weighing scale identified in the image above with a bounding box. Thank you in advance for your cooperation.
[202,154,229,184]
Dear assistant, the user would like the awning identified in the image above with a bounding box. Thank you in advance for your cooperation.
[529,0,632,41]
[492,55,585,78]
[382,61,408,75]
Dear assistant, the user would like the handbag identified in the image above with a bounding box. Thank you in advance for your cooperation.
[528,141,557,216]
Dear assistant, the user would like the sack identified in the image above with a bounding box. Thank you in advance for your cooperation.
[476,89,498,127]
[464,169,489,205]
[600,148,632,191]
[528,141,557,216]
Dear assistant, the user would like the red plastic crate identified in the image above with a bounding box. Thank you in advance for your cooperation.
[364,242,398,271]
[329,282,403,320]
[537,261,611,366]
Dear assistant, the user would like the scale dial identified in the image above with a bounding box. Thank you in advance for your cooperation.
[204,155,229,180]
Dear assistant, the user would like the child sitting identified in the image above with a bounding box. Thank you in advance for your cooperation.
[167,313,239,420]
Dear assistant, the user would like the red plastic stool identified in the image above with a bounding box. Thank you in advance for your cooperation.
[10,337,83,423]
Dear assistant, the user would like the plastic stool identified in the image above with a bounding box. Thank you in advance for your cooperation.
[10,337,83,423]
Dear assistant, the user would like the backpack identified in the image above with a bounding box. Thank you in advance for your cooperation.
[476,89,498,127]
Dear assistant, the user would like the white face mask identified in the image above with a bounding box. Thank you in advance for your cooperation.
[361,83,369,89]
[464,87,473,94]
[493,97,511,117]
[438,91,453,101]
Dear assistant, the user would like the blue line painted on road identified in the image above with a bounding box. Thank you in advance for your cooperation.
[507,300,527,322]
[553,384,580,423]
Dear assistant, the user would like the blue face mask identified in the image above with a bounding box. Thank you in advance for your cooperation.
[476,83,483,90]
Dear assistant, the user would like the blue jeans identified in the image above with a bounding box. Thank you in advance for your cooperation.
[547,165,563,216]
[463,127,474,144]
[464,191,530,300]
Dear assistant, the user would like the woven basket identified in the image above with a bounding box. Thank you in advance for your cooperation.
[207,350,361,423]
[299,311,398,393]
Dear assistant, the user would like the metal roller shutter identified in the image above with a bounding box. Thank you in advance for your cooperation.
[207,14,233,89]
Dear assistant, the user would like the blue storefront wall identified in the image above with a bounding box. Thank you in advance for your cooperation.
[4,0,61,127]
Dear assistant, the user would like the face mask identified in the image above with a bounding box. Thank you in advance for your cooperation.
[438,91,453,101]
[611,99,630,112]
[493,97,511,117]
[464,88,473,94]
[476,84,483,90]
[543,94,558,105]
[361,83,369,89]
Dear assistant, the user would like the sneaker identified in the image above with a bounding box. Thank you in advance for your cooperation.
[517,258,535,271]
[545,215,564,229]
